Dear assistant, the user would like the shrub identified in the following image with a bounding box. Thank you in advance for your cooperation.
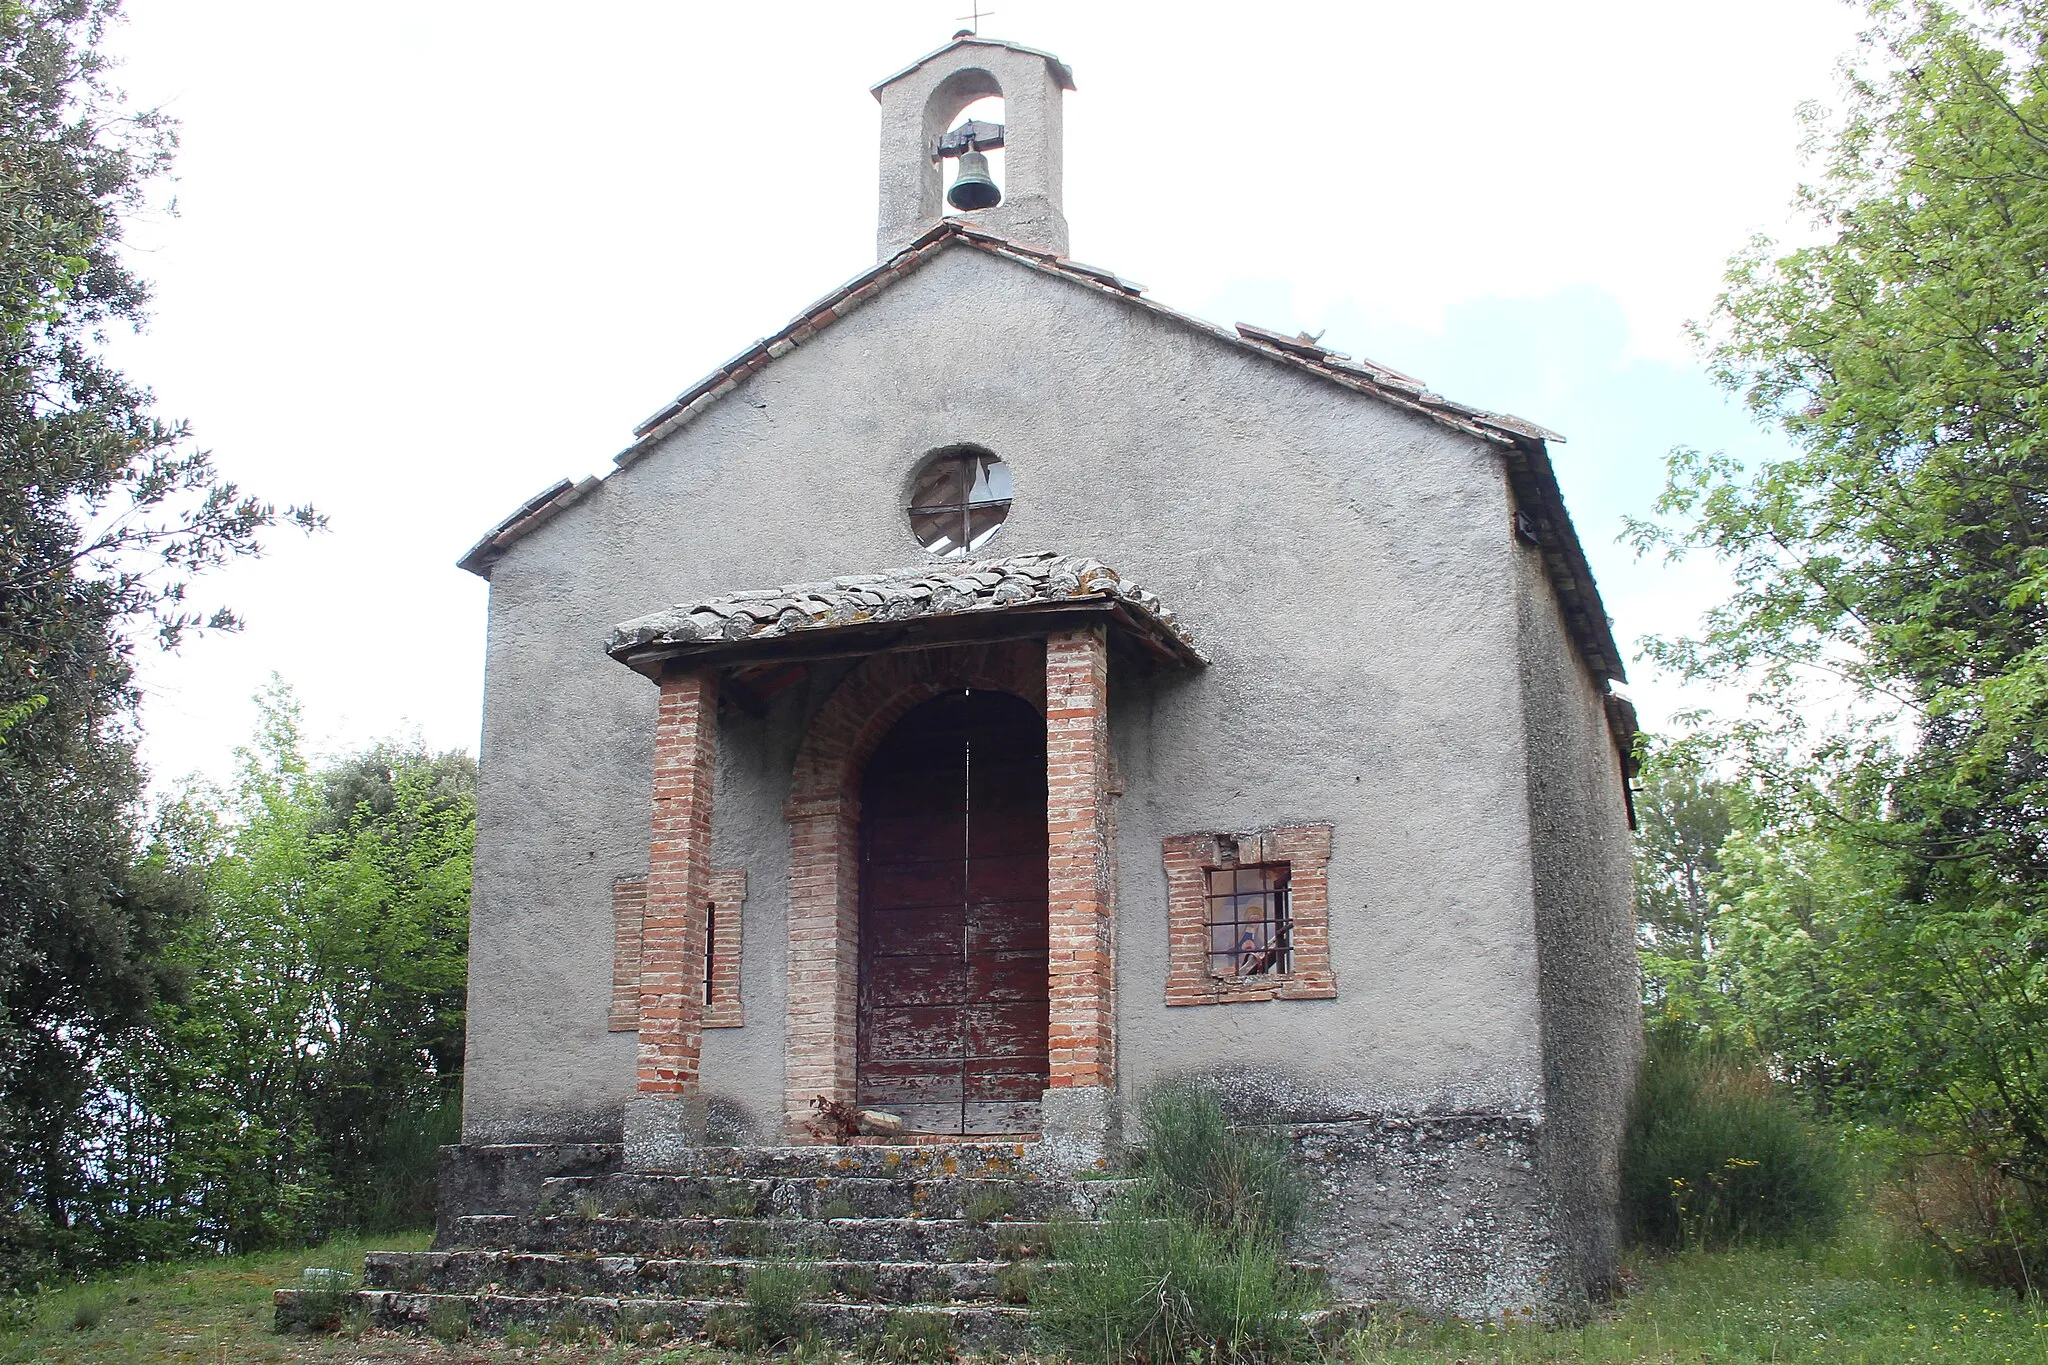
[1885,1151,2046,1297]
[1134,1081,1305,1240]
[1623,1038,1846,1250]
[1032,1081,1320,1364]
[1034,1214,1319,1365]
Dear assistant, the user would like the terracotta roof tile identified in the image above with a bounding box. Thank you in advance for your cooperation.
[607,551,1202,671]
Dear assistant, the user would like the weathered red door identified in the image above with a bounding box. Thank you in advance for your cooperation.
[857,689,1049,1135]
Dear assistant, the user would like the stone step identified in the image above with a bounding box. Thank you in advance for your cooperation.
[362,1250,1049,1303]
[275,1288,1032,1352]
[451,1214,1063,1261]
[537,1172,1129,1222]
[647,1143,1038,1180]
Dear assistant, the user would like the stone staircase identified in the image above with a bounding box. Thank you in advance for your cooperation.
[276,1142,1123,1350]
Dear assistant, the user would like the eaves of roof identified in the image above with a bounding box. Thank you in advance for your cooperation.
[869,36,1076,95]
[456,219,1626,685]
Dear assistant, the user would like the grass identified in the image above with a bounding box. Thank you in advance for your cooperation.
[1343,1231,2048,1365]
[0,1220,2042,1364]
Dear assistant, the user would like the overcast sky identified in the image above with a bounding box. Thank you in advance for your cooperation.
[102,0,1868,785]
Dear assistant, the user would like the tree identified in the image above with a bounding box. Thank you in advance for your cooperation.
[1630,0,2048,1281]
[1633,740,1737,1033]
[0,0,316,1285]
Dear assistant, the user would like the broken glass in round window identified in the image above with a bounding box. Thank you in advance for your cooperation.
[908,447,1012,557]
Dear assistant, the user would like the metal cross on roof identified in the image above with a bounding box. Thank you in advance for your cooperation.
[954,2,993,34]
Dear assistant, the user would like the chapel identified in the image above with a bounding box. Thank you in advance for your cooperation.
[431,33,1642,1325]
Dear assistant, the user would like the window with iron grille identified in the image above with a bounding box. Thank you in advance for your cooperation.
[1205,864,1291,977]
[908,446,1012,557]
[1162,825,1335,1006]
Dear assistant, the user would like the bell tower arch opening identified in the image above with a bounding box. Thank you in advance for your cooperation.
[872,35,1074,258]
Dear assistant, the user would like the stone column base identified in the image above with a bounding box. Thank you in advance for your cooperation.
[1033,1085,1121,1173]
[623,1094,707,1171]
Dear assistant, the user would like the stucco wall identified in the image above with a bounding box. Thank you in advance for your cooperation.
[461,240,1550,1145]
[1514,543,1641,1301]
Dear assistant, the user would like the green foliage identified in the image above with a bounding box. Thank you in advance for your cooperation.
[0,0,315,1293]
[1035,1213,1321,1365]
[1133,1080,1306,1241]
[1333,1237,2048,1365]
[1032,1082,1320,1365]
[425,1297,470,1343]
[3,681,473,1286]
[743,1260,824,1350]
[1628,0,2048,1289]
[1624,1039,1848,1251]
[879,1308,954,1361]
[961,1185,1016,1225]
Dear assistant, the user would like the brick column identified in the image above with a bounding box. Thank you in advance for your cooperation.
[782,800,860,1139]
[1043,628,1119,1163]
[624,668,716,1169]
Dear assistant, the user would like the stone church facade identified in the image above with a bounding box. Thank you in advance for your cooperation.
[448,35,1641,1320]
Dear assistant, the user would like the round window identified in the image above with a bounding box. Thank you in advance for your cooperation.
[907,446,1012,557]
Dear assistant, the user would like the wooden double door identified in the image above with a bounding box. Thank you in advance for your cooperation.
[856,689,1050,1135]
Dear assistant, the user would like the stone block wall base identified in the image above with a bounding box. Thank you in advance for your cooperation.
[622,1094,709,1171]
[1287,1112,1587,1323]
[433,1142,621,1249]
[1032,1085,1121,1173]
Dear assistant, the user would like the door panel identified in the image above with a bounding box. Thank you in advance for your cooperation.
[856,689,1049,1135]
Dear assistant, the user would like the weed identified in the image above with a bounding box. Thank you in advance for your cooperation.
[1135,1080,1305,1240]
[746,1260,826,1349]
[704,1304,753,1350]
[1032,1081,1322,1364]
[993,1260,1035,1304]
[67,1299,104,1332]
[281,1267,354,1334]
[574,1192,605,1221]
[880,1308,954,1362]
[339,1299,372,1339]
[545,1305,590,1342]
[1035,1213,1319,1365]
[840,1263,880,1301]
[426,1297,472,1343]
[947,1234,983,1262]
[994,1225,1048,1261]
[961,1185,1017,1224]
[722,1220,772,1257]
[807,1094,863,1142]
[718,1184,765,1218]
[502,1321,541,1348]
[820,1194,862,1220]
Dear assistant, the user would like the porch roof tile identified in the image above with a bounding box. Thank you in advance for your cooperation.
[607,552,1203,674]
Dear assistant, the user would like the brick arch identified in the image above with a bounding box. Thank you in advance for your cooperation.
[780,640,1046,1139]
[787,641,1046,818]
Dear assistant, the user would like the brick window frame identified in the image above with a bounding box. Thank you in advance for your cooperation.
[1162,824,1336,1005]
[609,868,749,1032]
[704,869,747,1028]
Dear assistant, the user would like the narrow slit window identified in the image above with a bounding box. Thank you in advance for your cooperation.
[1204,864,1291,977]
[703,902,717,1006]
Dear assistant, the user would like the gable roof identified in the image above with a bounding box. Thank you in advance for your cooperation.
[870,35,1076,95]
[458,220,1626,686]
[607,551,1201,678]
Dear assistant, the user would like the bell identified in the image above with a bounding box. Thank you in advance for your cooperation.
[946,148,1002,211]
